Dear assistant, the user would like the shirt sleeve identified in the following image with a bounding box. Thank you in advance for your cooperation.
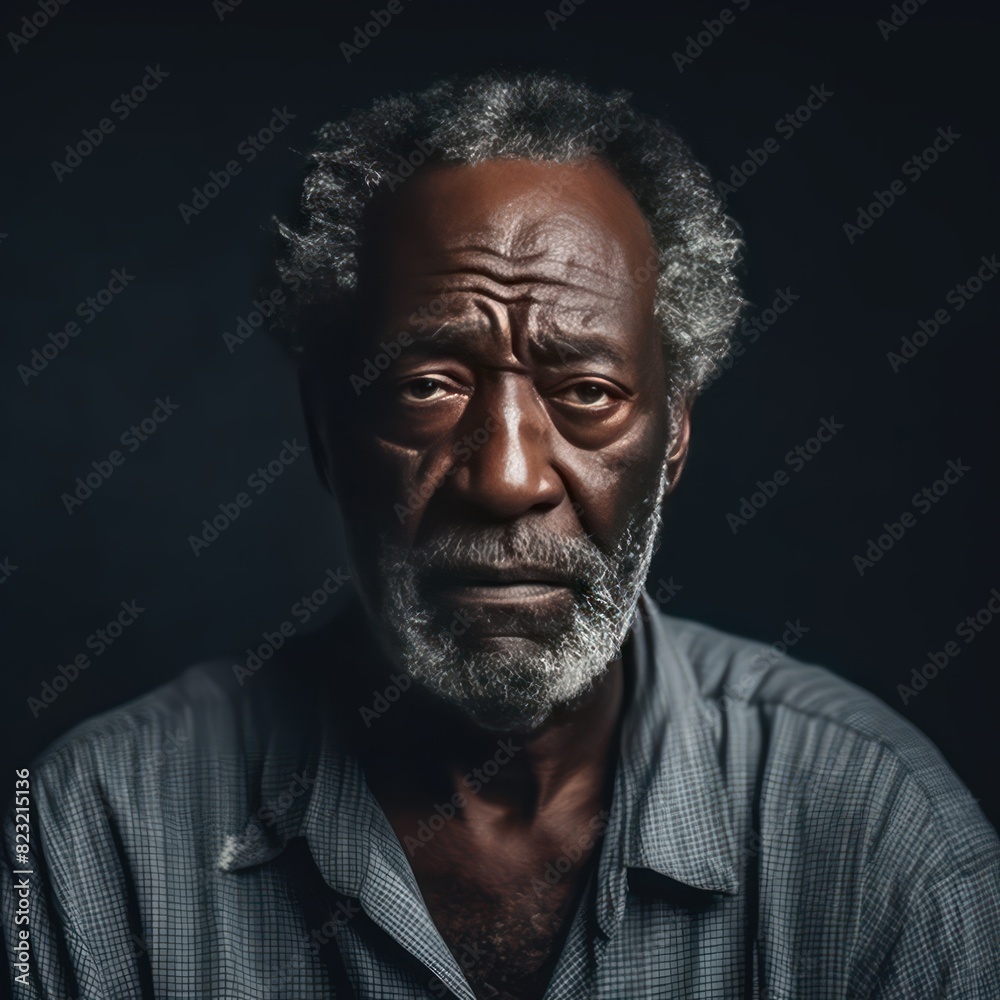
[3,738,145,1000]
[3,765,97,999]
[752,670,1000,1000]
[869,862,1000,999]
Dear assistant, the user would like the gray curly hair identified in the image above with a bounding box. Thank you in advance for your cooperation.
[273,70,745,401]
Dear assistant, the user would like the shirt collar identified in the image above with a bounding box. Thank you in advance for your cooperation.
[215,662,390,901]
[216,630,484,1000]
[609,591,740,897]
[218,590,740,903]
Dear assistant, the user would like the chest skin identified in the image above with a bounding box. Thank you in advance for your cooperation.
[386,802,606,1000]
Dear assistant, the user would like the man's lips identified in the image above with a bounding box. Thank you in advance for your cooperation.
[421,565,577,606]
[436,581,570,602]
[422,563,576,585]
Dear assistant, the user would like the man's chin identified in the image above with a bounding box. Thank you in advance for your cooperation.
[402,641,612,734]
[428,676,579,734]
[450,698,556,734]
[452,633,559,657]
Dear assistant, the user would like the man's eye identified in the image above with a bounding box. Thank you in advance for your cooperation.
[400,378,449,402]
[558,382,615,406]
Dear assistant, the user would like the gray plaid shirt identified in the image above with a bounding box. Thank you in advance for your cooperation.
[5,593,998,998]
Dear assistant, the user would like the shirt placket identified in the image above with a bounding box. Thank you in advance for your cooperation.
[302,738,478,999]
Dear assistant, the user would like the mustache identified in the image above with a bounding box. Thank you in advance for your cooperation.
[403,523,610,587]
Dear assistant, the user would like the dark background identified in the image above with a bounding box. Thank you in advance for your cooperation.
[2,0,997,865]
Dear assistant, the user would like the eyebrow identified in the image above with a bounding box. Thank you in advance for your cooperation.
[531,329,629,366]
[404,323,630,367]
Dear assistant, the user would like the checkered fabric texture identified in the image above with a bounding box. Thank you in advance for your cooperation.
[4,592,998,998]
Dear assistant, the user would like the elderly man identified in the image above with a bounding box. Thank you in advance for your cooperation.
[4,72,998,999]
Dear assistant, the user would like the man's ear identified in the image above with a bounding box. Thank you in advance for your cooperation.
[664,402,693,495]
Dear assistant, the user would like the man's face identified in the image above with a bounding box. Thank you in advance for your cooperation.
[309,157,687,730]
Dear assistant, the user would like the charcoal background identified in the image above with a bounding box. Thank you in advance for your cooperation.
[2,0,997,881]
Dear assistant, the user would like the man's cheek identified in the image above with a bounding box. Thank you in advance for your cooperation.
[367,437,453,538]
[565,444,663,536]
[328,436,405,534]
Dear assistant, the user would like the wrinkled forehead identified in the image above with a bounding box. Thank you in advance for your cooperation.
[365,158,658,313]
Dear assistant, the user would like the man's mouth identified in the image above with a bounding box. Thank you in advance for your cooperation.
[421,564,577,608]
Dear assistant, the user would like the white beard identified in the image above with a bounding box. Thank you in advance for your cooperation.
[364,456,671,731]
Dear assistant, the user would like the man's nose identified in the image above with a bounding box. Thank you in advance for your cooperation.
[448,379,565,518]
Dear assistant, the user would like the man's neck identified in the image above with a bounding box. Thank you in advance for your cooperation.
[356,650,626,825]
